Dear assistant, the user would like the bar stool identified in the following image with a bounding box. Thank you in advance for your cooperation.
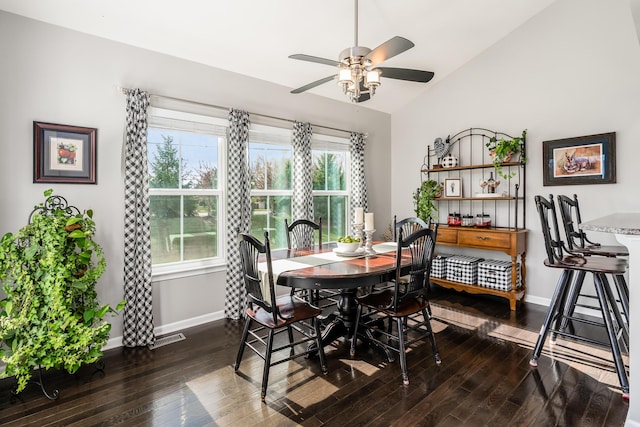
[530,194,629,398]
[557,194,629,337]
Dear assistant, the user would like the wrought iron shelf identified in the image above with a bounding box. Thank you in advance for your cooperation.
[421,127,527,311]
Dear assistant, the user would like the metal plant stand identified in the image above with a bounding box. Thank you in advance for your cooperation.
[7,195,107,402]
[10,366,59,402]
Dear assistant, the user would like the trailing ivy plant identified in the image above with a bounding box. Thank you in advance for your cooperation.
[0,189,124,393]
[413,179,443,223]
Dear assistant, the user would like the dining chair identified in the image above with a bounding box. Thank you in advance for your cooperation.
[531,194,629,398]
[234,232,327,402]
[557,194,629,326]
[393,215,428,242]
[388,215,433,326]
[285,217,339,308]
[285,218,322,252]
[350,226,441,386]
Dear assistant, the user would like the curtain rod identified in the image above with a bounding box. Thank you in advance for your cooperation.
[118,86,356,136]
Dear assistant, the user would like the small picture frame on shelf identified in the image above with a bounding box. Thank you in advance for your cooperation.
[444,178,462,198]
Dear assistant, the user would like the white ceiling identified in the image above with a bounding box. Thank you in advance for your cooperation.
[0,0,557,114]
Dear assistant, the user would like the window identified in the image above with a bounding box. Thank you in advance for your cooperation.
[248,125,292,249]
[311,135,350,243]
[147,108,226,274]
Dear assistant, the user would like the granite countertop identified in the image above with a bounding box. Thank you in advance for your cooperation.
[579,213,640,235]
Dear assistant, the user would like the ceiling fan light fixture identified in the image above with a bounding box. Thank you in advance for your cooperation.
[364,69,381,95]
[338,67,352,85]
[338,67,355,97]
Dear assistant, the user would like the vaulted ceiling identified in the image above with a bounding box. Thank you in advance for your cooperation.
[0,0,557,113]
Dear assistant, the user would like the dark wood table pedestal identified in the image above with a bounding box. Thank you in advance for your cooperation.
[313,288,358,349]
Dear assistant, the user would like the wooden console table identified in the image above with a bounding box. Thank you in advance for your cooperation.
[431,226,527,311]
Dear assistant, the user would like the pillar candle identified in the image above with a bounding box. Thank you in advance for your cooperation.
[354,207,364,224]
[364,212,374,230]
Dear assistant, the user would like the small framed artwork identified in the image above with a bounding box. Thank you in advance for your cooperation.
[34,121,97,184]
[542,132,615,186]
[444,178,462,198]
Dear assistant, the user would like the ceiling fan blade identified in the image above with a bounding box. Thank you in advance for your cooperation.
[291,75,336,94]
[364,36,415,66]
[376,67,434,83]
[289,54,340,67]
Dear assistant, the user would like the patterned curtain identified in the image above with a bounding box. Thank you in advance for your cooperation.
[350,132,368,214]
[292,121,314,221]
[224,109,251,320]
[123,88,155,347]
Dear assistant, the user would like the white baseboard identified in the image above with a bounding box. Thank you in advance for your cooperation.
[104,309,226,351]
[524,293,550,307]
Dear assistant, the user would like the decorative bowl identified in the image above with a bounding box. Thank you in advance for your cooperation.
[336,241,360,253]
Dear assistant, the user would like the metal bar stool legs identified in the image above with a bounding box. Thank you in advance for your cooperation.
[613,274,629,324]
[560,271,629,348]
[530,270,629,398]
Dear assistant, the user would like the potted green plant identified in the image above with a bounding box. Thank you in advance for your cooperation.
[485,129,527,179]
[0,189,124,394]
[413,179,443,223]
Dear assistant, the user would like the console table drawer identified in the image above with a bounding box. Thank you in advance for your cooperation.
[437,227,458,244]
[458,230,511,250]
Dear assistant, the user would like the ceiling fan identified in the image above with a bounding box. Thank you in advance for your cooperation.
[289,0,434,103]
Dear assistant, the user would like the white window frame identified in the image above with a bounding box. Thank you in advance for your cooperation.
[147,107,227,280]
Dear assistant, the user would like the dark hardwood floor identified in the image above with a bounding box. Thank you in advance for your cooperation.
[0,287,629,426]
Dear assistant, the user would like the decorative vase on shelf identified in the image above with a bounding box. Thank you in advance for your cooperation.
[487,172,500,194]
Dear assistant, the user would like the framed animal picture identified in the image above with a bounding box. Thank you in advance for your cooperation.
[542,132,616,186]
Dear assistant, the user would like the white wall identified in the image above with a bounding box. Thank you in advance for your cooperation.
[391,0,640,303]
[0,11,392,341]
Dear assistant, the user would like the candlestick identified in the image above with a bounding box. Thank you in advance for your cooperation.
[364,229,376,256]
[354,207,364,224]
[364,212,374,231]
